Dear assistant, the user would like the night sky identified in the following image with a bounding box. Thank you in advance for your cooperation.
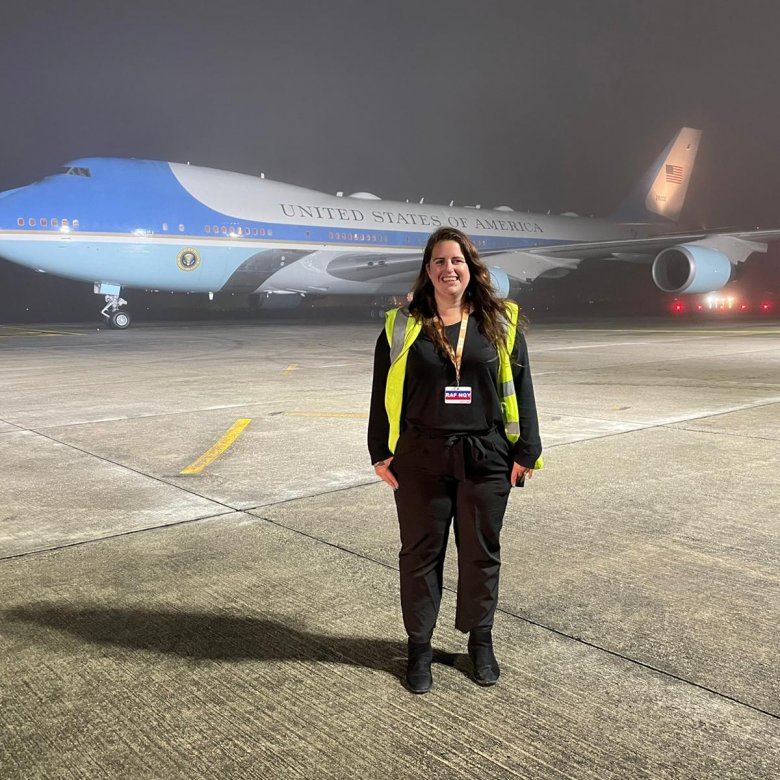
[2,0,780,319]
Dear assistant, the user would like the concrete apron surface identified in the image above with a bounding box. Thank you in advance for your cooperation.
[0,319,779,779]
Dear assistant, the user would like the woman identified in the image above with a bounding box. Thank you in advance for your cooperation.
[368,226,543,694]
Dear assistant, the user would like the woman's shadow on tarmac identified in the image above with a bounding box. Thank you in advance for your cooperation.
[3,604,465,681]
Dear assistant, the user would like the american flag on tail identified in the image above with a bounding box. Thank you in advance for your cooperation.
[665,164,684,183]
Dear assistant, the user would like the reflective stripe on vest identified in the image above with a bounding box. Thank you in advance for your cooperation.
[384,309,422,454]
[389,308,409,364]
[383,303,543,470]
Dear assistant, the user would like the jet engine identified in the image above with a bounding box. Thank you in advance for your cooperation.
[651,245,733,295]
[489,266,510,298]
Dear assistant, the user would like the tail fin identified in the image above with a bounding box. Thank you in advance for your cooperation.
[613,127,701,223]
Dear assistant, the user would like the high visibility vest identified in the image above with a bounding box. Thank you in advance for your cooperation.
[383,301,543,469]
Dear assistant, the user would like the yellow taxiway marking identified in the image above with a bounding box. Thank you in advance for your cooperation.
[180,418,252,475]
[555,327,780,336]
[285,411,367,419]
[283,363,300,374]
[0,325,83,337]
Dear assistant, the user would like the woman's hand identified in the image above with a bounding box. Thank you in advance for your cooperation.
[374,457,399,490]
[511,462,534,486]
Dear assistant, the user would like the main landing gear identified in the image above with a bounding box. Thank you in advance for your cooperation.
[100,294,131,329]
[369,295,409,320]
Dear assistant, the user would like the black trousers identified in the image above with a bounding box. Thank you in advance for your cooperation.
[392,426,513,642]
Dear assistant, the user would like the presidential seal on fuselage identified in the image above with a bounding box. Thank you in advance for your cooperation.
[177,248,201,271]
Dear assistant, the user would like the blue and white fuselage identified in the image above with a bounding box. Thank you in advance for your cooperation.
[0,157,633,294]
[0,127,775,327]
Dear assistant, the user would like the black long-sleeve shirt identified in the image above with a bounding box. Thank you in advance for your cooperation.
[368,318,542,468]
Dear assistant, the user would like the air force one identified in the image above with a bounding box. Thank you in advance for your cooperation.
[0,127,777,327]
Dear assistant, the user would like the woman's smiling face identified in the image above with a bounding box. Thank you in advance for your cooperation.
[426,240,471,302]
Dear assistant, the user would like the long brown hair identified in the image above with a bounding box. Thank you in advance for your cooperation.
[407,227,526,353]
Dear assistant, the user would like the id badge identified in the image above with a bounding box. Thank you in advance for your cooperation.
[444,386,472,404]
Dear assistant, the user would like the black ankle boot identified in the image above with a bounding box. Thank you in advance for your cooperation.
[406,639,433,693]
[468,629,500,686]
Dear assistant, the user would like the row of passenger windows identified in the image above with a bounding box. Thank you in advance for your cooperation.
[197,228,389,241]
[14,219,489,248]
[18,217,79,228]
[327,232,389,242]
[202,225,273,237]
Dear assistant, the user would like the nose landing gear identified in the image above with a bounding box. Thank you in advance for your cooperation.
[100,294,131,329]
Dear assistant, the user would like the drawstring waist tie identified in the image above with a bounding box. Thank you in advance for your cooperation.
[405,425,508,477]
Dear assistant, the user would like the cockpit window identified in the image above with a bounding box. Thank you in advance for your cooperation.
[60,166,92,177]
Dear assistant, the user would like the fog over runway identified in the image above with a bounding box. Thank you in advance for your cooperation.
[1,319,778,778]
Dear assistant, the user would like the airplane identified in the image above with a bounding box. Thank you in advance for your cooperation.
[0,126,777,328]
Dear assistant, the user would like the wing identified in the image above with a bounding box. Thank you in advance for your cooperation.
[524,228,780,261]
[316,227,780,291]
[325,251,422,282]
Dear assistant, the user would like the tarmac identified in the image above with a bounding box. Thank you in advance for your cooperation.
[0,317,778,779]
